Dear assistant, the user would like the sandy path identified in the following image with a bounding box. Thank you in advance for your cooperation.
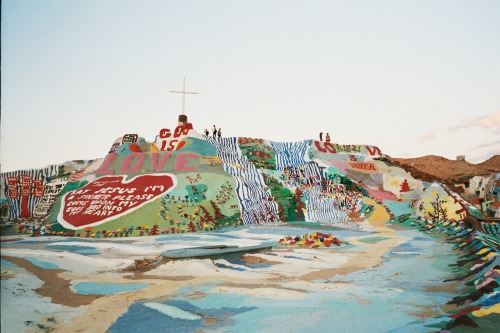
[301,198,409,280]
[2,256,99,307]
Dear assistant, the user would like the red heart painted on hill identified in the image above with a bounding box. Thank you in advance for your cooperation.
[57,174,177,229]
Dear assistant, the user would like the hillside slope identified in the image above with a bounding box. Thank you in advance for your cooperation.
[1,120,498,236]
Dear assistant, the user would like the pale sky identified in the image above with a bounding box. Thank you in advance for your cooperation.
[2,0,499,172]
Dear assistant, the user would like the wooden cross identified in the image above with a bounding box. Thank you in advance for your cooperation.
[169,77,198,115]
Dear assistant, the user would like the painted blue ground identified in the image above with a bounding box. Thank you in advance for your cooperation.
[109,299,257,333]
[71,282,149,295]
[46,244,101,255]
[156,235,201,242]
[24,257,60,270]
[108,228,459,333]
[384,200,414,215]
[1,259,17,267]
[0,237,123,246]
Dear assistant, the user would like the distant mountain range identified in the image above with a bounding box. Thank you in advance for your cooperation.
[388,154,500,184]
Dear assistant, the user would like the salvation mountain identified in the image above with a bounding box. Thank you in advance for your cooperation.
[1,116,498,237]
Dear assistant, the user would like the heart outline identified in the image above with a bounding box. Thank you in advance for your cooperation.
[57,173,177,230]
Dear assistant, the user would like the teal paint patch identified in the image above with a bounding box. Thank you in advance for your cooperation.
[384,200,413,216]
[71,282,149,295]
[181,137,218,156]
[1,259,17,267]
[47,244,101,255]
[108,298,257,333]
[358,236,391,243]
[25,257,60,269]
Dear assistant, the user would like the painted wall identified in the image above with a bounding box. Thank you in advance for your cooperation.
[0,161,93,220]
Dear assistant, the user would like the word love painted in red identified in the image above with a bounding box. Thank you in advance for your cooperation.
[58,174,176,229]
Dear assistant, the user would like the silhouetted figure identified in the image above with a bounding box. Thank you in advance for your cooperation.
[204,129,209,137]
[319,132,323,141]
[212,125,217,138]
[325,133,331,142]
[217,128,222,138]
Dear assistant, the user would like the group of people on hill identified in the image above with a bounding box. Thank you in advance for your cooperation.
[319,132,331,142]
[204,125,221,138]
[203,127,329,141]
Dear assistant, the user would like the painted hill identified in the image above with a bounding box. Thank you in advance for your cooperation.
[1,117,499,237]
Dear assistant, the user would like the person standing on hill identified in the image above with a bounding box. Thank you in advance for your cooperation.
[217,128,222,138]
[319,132,323,141]
[325,133,331,142]
[204,129,209,137]
[212,125,217,138]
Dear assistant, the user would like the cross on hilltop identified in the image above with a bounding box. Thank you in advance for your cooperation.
[169,77,198,115]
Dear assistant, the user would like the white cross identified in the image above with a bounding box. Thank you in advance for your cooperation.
[169,77,198,115]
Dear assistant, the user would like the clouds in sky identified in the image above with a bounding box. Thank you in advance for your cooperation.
[448,111,500,133]
[414,129,441,142]
[412,112,500,162]
[416,111,500,142]
[463,114,500,161]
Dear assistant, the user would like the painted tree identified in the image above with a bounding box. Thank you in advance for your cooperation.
[252,211,260,224]
[260,212,267,223]
[264,202,276,222]
[198,205,218,228]
[148,224,159,236]
[187,221,197,232]
[295,188,305,221]
[210,200,224,220]
[443,187,469,219]
[400,179,411,192]
[428,193,448,221]
[276,202,285,222]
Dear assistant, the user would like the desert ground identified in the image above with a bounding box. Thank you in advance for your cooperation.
[3,202,486,333]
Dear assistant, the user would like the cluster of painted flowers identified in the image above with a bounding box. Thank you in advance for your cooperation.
[278,231,343,248]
